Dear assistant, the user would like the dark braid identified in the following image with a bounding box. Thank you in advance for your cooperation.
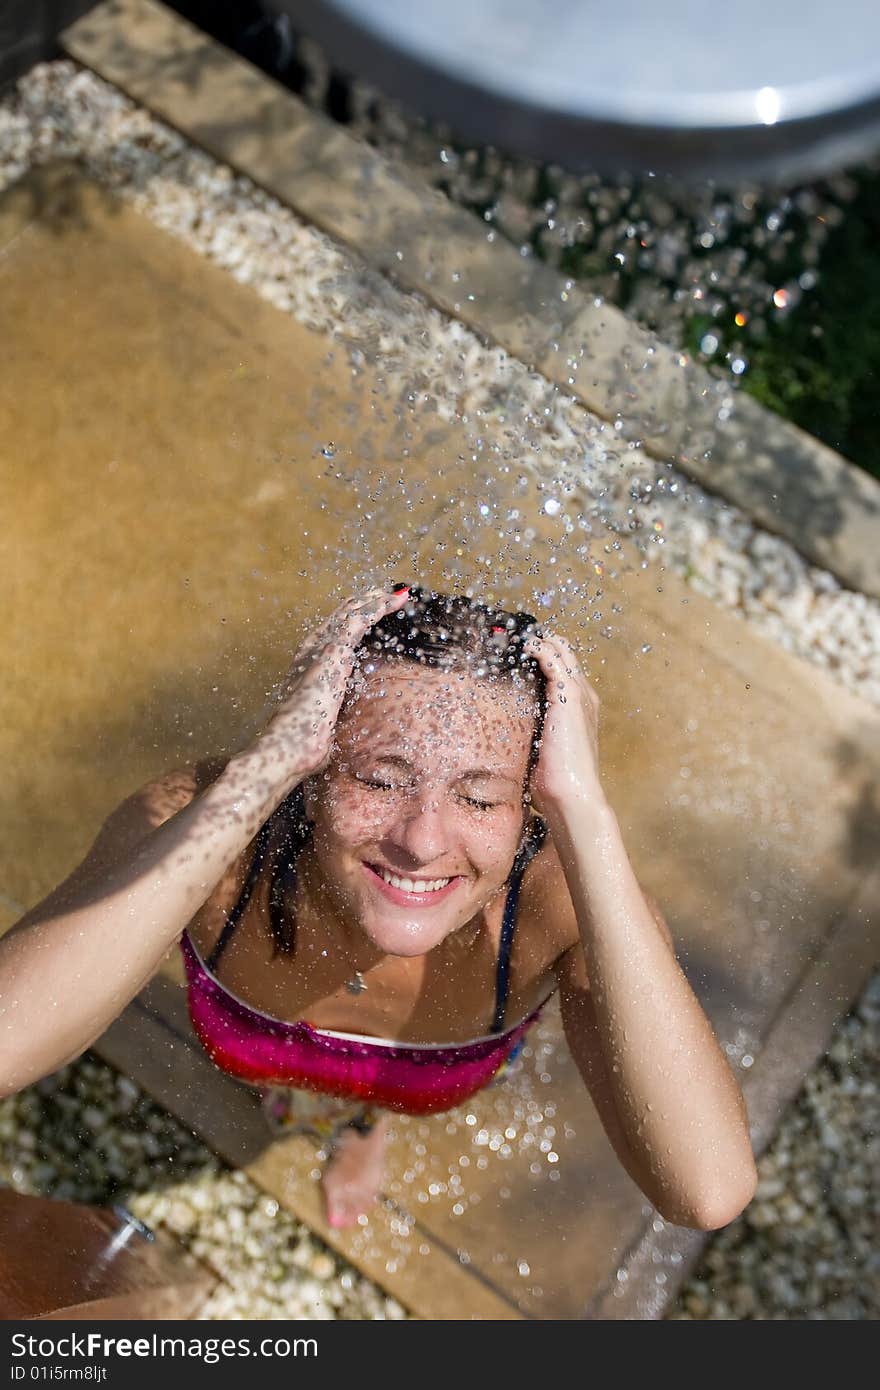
[265,585,548,954]
[265,784,311,954]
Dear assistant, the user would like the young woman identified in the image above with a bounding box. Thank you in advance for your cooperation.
[0,583,757,1231]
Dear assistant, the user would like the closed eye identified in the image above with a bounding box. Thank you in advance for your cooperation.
[356,777,498,811]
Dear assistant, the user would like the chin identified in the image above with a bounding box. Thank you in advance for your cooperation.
[361,913,456,957]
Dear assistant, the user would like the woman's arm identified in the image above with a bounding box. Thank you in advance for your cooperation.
[0,584,412,1099]
[525,628,757,1231]
[0,744,300,1097]
[549,823,757,1230]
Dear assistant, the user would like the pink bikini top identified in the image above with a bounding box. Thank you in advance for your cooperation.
[180,816,552,1115]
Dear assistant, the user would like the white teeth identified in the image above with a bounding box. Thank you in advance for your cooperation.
[375,867,452,893]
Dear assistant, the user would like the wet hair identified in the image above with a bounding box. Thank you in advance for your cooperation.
[353,585,548,785]
[261,585,549,954]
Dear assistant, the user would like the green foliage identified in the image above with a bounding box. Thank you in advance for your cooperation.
[713,172,880,481]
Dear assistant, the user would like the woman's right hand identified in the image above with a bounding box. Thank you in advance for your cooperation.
[253,584,411,783]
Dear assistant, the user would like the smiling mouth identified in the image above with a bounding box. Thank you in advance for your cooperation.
[363,862,462,903]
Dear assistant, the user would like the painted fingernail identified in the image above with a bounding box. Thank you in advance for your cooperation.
[392,582,410,594]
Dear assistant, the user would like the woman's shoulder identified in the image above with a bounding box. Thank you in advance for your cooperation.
[140,757,228,815]
[518,817,674,992]
[516,822,581,960]
[84,758,229,869]
[120,756,226,824]
[14,760,233,936]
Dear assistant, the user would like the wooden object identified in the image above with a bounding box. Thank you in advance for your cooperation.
[0,1188,216,1321]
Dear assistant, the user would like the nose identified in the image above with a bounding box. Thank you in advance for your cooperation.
[385,790,456,868]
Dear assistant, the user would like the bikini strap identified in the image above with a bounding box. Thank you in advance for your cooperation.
[490,816,548,1034]
[205,817,274,971]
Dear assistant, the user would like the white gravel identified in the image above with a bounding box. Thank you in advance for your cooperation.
[672,969,879,1319]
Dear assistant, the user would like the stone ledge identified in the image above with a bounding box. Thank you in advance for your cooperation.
[61,0,880,601]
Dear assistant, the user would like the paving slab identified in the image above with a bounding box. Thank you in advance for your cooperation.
[61,0,880,600]
[1,163,878,1318]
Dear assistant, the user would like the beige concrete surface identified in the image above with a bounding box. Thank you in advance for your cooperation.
[2,164,878,1317]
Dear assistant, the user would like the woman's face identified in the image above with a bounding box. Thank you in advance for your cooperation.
[302,660,538,956]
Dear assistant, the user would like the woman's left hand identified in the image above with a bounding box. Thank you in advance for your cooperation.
[523,631,603,818]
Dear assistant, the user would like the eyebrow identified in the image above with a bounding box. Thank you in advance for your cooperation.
[367,754,520,787]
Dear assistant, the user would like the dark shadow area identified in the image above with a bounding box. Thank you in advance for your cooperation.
[832,729,880,874]
[0,157,124,236]
[0,0,99,93]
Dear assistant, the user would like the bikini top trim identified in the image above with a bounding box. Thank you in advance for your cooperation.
[185,811,550,1046]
